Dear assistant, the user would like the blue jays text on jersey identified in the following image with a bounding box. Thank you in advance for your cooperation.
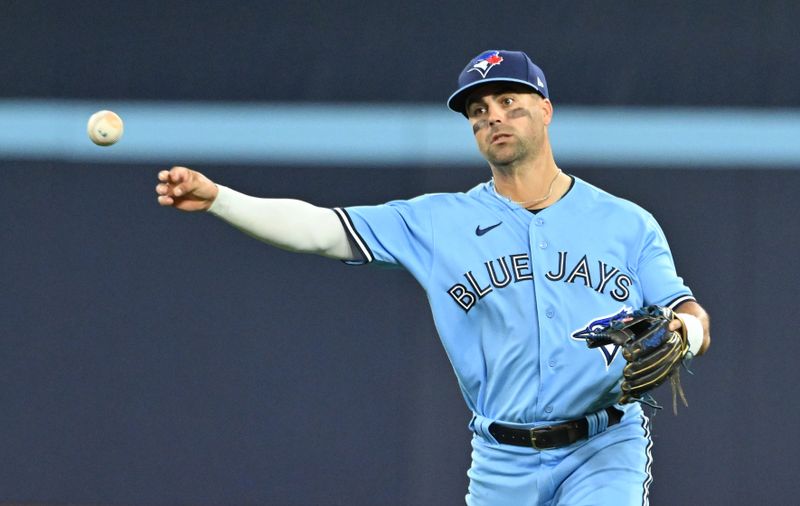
[333,176,694,425]
[446,250,634,312]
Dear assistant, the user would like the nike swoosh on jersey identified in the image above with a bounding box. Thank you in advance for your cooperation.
[475,222,503,236]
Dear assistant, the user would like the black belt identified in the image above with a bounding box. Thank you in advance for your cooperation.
[488,407,624,450]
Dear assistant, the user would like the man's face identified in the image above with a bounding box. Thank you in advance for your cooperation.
[465,83,551,168]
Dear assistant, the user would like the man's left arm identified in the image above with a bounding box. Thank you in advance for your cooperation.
[635,214,710,357]
[670,300,711,356]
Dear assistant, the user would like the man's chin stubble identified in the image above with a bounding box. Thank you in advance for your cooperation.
[487,145,530,169]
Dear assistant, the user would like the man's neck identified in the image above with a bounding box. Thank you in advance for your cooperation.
[491,155,564,209]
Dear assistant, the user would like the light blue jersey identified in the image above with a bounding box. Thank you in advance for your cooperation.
[334,176,693,426]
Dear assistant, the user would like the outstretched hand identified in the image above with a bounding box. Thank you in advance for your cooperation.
[156,166,219,211]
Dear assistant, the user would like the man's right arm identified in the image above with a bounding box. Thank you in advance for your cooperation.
[155,166,359,260]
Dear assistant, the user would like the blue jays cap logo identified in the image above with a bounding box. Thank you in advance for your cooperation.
[468,51,504,78]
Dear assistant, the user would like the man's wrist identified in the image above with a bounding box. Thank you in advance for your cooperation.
[676,313,703,356]
[207,184,228,214]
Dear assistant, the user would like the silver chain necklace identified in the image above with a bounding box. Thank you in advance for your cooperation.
[511,168,562,208]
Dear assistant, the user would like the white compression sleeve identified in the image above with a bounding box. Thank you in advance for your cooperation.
[207,185,358,260]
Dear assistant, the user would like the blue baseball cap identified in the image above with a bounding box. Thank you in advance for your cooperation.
[447,50,549,116]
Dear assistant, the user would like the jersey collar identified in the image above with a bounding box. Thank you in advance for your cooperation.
[487,175,577,213]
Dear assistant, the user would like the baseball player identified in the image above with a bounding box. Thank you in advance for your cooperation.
[155,50,710,505]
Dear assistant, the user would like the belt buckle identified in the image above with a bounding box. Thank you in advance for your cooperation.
[529,426,555,450]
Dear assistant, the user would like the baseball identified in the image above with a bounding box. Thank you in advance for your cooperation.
[87,110,124,146]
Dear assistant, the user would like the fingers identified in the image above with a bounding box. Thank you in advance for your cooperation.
[157,195,174,206]
[155,166,217,211]
[157,166,190,183]
[668,319,682,332]
[155,184,171,206]
[157,167,190,185]
[156,166,194,205]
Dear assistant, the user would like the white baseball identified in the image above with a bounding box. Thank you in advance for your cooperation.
[87,110,124,146]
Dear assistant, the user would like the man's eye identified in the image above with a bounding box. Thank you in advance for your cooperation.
[502,97,514,105]
[471,106,486,116]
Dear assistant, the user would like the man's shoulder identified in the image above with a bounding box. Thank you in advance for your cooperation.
[404,181,494,207]
[573,176,653,219]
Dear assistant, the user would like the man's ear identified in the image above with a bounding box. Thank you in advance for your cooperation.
[541,98,554,126]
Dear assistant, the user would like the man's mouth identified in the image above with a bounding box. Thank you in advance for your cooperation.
[490,133,513,144]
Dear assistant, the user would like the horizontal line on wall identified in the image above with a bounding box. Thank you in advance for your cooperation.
[1,99,798,168]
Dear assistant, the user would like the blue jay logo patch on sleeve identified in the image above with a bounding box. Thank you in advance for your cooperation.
[571,306,633,368]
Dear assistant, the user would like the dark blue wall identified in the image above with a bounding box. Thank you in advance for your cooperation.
[2,161,799,505]
[2,0,799,106]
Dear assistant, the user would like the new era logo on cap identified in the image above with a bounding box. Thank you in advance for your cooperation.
[447,49,549,116]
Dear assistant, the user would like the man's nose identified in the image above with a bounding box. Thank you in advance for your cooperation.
[487,104,503,126]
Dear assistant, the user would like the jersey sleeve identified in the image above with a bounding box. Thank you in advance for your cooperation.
[333,197,434,282]
[637,214,695,309]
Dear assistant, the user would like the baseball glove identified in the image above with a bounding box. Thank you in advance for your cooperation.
[581,305,691,411]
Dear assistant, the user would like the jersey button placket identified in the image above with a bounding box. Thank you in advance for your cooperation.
[530,217,559,420]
